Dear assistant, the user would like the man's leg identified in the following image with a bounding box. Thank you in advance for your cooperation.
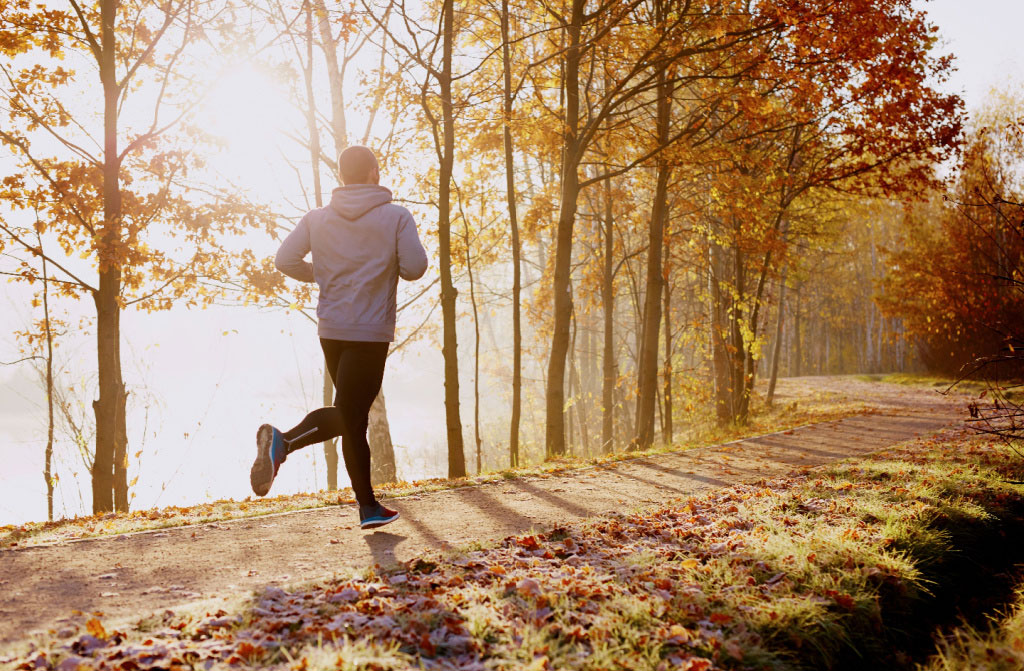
[250,341,345,496]
[333,340,389,507]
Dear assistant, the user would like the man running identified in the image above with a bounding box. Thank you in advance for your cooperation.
[250,145,428,530]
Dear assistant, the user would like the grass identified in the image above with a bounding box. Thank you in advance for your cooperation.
[921,588,1024,671]
[6,427,1024,670]
[856,373,1022,401]
[0,389,874,549]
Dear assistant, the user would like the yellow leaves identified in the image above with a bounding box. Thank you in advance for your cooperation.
[680,558,699,570]
[85,617,107,640]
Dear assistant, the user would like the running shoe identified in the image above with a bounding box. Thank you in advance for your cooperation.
[251,424,287,496]
[359,502,400,529]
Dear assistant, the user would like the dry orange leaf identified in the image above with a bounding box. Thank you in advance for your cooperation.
[85,617,107,640]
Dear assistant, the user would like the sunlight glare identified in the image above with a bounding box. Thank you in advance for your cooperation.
[201,63,293,162]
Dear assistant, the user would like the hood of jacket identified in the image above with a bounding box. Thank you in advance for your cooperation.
[329,184,393,220]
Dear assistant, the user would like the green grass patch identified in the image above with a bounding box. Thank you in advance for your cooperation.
[7,428,1024,670]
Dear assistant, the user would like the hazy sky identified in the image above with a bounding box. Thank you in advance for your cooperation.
[1,0,1023,525]
[919,0,1024,113]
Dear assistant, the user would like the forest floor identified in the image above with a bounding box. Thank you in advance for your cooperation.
[0,376,971,648]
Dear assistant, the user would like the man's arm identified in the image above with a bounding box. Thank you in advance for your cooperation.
[275,215,316,283]
[397,211,428,280]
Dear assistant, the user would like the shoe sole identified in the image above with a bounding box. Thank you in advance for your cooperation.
[250,424,275,497]
[360,511,400,530]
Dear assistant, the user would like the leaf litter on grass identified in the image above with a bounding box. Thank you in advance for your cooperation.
[7,426,1024,671]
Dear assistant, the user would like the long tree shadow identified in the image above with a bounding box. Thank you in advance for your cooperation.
[448,485,543,534]
[362,530,406,569]
[739,435,855,461]
[512,480,615,518]
[624,459,734,488]
[604,461,737,498]
[631,457,762,484]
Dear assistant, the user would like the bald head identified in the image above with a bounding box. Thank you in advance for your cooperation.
[338,145,380,185]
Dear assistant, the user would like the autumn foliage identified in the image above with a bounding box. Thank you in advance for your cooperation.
[880,93,1024,377]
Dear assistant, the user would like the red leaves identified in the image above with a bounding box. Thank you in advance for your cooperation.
[825,590,857,611]
[515,535,541,551]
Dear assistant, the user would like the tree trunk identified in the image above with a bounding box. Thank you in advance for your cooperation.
[569,313,590,456]
[302,3,341,490]
[323,370,339,490]
[601,178,615,454]
[465,214,482,473]
[368,392,396,485]
[709,240,732,425]
[92,0,128,514]
[632,4,672,451]
[766,275,786,406]
[794,285,803,377]
[40,235,55,521]
[501,0,522,469]
[662,254,673,445]
[544,0,583,458]
[314,0,347,157]
[439,0,466,477]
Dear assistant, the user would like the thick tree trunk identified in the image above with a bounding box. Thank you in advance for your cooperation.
[601,179,615,454]
[439,0,466,477]
[709,239,735,426]
[544,0,583,458]
[501,0,522,469]
[92,0,128,514]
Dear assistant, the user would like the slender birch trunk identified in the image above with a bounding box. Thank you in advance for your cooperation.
[501,0,522,468]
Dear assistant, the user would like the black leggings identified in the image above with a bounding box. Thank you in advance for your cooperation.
[282,339,389,505]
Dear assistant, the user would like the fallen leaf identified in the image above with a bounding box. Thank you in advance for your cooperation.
[85,618,107,640]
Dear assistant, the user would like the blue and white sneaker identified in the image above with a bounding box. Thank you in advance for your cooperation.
[251,424,287,496]
[359,503,400,530]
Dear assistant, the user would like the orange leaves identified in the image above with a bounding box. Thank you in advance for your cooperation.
[515,535,541,551]
[85,617,107,641]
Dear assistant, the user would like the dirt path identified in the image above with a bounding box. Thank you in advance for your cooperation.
[0,378,967,643]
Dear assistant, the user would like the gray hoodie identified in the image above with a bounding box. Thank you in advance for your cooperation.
[275,184,428,342]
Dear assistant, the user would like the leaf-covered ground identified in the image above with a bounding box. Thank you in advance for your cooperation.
[5,427,1021,671]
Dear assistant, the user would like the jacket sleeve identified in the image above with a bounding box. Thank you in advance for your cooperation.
[275,215,316,283]
[396,210,428,281]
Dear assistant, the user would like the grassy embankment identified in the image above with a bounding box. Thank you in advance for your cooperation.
[858,372,1022,401]
[5,426,1024,670]
[1,388,875,549]
[922,586,1024,671]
